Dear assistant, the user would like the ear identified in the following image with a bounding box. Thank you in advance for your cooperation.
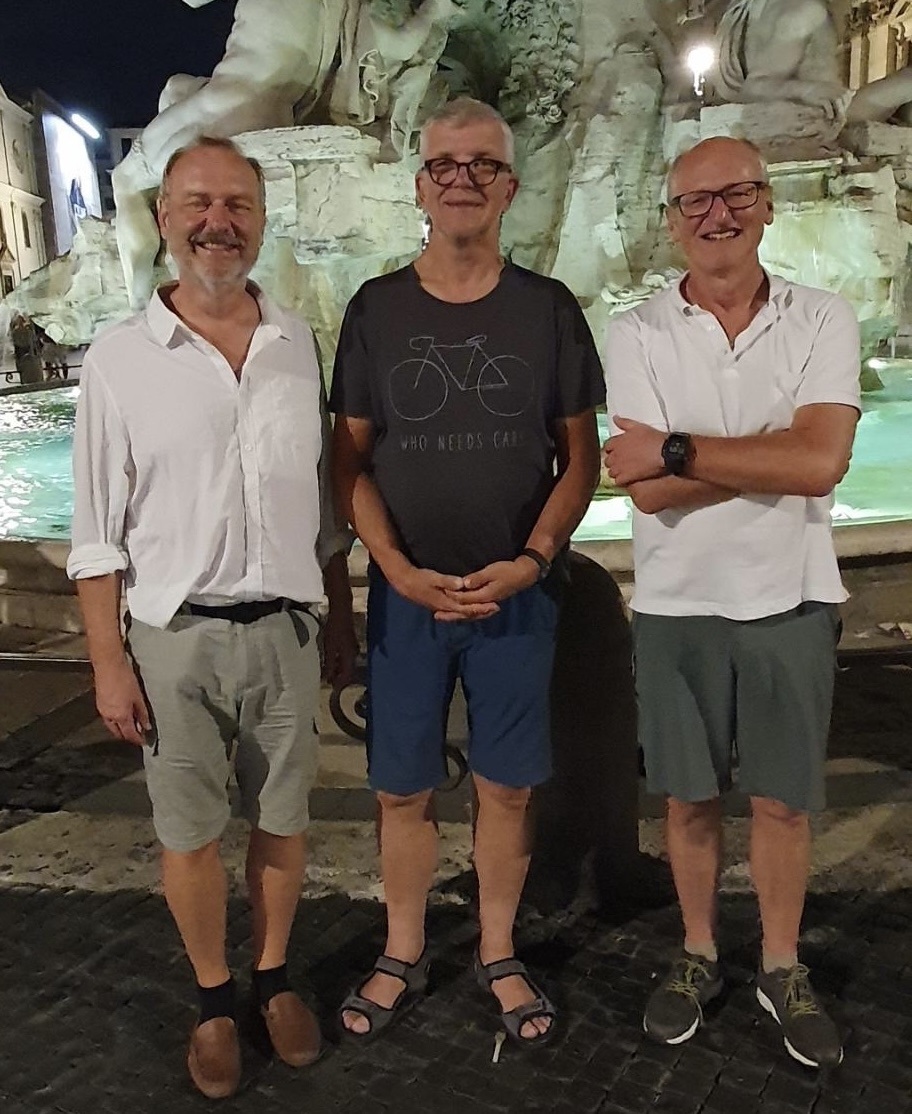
[155,196,168,237]
[666,208,680,245]
[765,198,774,225]
[415,170,428,212]
[502,174,519,211]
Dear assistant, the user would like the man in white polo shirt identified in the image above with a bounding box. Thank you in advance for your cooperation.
[603,136,859,1069]
[68,136,356,1099]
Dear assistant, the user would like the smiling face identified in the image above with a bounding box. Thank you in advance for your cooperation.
[666,137,773,279]
[416,118,518,250]
[156,143,265,295]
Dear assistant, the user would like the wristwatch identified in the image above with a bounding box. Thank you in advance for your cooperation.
[661,432,694,477]
[519,547,551,581]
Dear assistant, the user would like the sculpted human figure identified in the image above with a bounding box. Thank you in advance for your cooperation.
[846,67,912,127]
[712,0,848,120]
[113,0,455,309]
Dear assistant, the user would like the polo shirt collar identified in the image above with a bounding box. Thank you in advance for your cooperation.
[675,269,790,318]
[145,281,290,347]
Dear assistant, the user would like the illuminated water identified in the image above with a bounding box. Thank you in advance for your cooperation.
[1,371,911,542]
[0,387,78,540]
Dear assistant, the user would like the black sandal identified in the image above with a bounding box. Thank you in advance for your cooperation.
[474,954,557,1048]
[339,950,430,1043]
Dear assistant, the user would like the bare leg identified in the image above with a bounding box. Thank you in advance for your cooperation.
[342,789,437,1034]
[473,773,548,1039]
[750,796,809,967]
[246,828,306,971]
[162,840,230,987]
[666,796,723,957]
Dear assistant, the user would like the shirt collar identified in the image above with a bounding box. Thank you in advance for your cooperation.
[145,281,290,347]
[674,269,790,317]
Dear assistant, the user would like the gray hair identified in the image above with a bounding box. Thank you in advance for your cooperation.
[419,97,515,165]
[158,135,265,206]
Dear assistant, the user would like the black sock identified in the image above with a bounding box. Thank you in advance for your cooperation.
[197,977,236,1024]
[253,964,291,1008]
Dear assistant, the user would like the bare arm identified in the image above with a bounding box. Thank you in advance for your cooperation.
[605,403,858,497]
[319,549,358,689]
[624,475,738,515]
[458,410,601,605]
[332,415,497,619]
[76,573,150,746]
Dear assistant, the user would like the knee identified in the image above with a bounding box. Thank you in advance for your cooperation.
[667,796,720,828]
[163,837,221,865]
[376,788,434,818]
[474,777,532,814]
[751,796,808,830]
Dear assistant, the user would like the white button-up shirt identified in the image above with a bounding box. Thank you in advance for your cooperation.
[68,285,348,628]
[605,274,861,620]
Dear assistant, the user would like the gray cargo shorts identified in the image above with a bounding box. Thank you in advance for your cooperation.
[632,601,841,813]
[127,606,321,852]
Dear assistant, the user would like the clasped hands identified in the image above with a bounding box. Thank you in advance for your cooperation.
[395,557,541,622]
[602,417,667,487]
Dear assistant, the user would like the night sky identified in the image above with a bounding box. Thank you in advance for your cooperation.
[0,0,237,130]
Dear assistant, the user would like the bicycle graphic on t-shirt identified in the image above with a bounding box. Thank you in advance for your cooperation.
[388,335,534,421]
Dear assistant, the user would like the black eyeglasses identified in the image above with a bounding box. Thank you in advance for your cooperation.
[669,180,768,218]
[422,158,512,187]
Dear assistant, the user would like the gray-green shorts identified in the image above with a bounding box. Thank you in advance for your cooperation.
[631,602,841,813]
[127,607,321,853]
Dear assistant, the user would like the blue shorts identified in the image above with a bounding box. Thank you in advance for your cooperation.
[366,564,560,795]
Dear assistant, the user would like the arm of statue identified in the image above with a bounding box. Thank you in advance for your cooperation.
[737,2,846,119]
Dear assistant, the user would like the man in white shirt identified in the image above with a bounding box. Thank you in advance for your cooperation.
[604,136,859,1069]
[68,136,356,1100]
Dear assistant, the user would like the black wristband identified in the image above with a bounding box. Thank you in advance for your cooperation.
[519,547,551,581]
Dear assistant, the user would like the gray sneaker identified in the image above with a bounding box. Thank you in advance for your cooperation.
[643,951,723,1044]
[755,963,843,1068]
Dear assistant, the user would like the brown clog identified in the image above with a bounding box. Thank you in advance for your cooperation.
[187,1016,241,1100]
[261,991,321,1067]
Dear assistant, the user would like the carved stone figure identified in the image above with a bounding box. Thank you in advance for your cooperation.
[112,0,455,308]
[846,67,912,126]
[713,0,849,120]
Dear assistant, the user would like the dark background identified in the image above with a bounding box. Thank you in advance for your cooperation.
[0,0,237,129]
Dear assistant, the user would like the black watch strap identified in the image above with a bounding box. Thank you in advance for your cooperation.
[661,431,694,477]
[519,547,551,581]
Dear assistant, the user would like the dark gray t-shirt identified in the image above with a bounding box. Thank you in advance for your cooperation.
[329,263,605,576]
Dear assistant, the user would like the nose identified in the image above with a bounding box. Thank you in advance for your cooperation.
[707,193,734,218]
[203,200,235,229]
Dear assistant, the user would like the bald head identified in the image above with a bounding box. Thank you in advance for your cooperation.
[667,137,768,203]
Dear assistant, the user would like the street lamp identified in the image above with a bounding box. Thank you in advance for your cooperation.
[70,113,101,141]
[686,44,715,98]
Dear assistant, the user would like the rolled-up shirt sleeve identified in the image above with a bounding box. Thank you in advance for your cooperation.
[66,356,132,580]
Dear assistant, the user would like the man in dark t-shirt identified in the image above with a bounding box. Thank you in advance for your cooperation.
[330,97,604,1048]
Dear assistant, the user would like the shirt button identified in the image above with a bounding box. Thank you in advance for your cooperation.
[243,443,253,451]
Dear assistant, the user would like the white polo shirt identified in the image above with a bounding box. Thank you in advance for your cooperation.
[605,274,861,620]
[68,285,347,628]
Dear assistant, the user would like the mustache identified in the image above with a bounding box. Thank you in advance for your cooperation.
[189,230,244,249]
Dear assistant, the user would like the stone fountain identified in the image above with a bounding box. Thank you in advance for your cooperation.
[4,0,912,637]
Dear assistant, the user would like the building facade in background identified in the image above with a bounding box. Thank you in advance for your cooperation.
[0,83,46,295]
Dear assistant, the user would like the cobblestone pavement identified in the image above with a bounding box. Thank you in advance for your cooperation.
[1,644,911,1113]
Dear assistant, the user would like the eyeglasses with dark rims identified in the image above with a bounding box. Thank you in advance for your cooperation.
[668,180,768,219]
[422,157,512,187]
